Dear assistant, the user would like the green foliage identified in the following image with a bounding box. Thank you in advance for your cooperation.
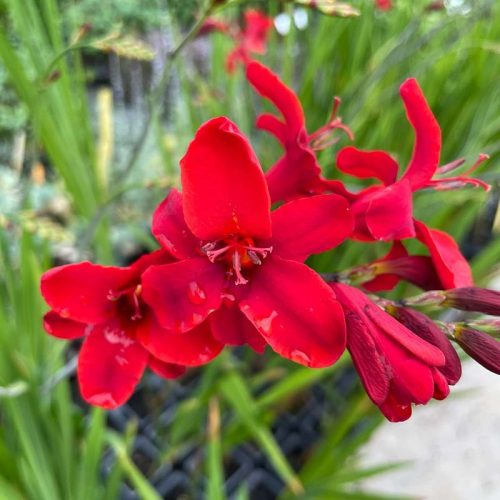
[63,0,171,35]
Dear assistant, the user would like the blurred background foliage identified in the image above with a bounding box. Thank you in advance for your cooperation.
[0,0,499,498]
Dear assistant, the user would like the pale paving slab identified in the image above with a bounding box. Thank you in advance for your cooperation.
[359,361,500,499]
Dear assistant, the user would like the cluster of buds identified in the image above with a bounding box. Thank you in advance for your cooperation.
[397,287,500,374]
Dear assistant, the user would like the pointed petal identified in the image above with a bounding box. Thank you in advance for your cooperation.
[239,256,346,368]
[141,258,224,333]
[358,180,415,241]
[152,189,200,259]
[379,392,412,422]
[43,311,88,340]
[399,78,442,190]
[415,220,473,289]
[379,336,436,405]
[180,117,271,240]
[138,315,223,366]
[389,306,461,385]
[337,146,399,186]
[345,312,390,406]
[367,304,445,367]
[271,194,353,262]
[255,113,288,145]
[130,249,175,275]
[432,369,450,400]
[77,322,148,409]
[242,10,273,54]
[149,357,187,379]
[265,146,323,203]
[246,61,305,137]
[40,262,132,324]
[209,305,267,354]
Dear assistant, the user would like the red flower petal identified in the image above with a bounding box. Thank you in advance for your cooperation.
[141,258,224,333]
[152,189,200,259]
[378,335,436,405]
[333,283,444,367]
[43,311,89,340]
[130,249,175,275]
[138,315,223,366]
[415,220,473,288]
[180,117,272,240]
[242,9,273,54]
[239,256,346,367]
[209,304,267,354]
[266,146,323,203]
[40,262,133,324]
[256,113,288,145]
[432,369,450,400]
[246,61,305,138]
[389,306,461,385]
[399,78,442,190]
[345,312,391,405]
[337,146,399,186]
[366,303,444,367]
[379,392,412,422]
[271,194,353,262]
[354,181,415,241]
[77,321,148,409]
[149,357,187,379]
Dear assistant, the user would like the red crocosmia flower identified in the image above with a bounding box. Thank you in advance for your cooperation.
[40,250,223,409]
[331,283,447,422]
[336,79,488,242]
[375,0,393,11]
[142,117,354,367]
[246,61,354,204]
[215,9,274,73]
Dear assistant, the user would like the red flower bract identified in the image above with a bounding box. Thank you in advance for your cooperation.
[40,250,223,409]
[331,283,448,422]
[142,117,354,368]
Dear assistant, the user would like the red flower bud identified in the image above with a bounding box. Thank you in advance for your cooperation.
[444,287,500,316]
[387,305,461,384]
[454,327,500,375]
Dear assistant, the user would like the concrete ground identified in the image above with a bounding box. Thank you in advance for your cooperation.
[360,361,500,499]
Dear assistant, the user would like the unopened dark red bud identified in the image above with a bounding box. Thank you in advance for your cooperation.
[444,287,500,316]
[388,305,462,384]
[454,327,500,375]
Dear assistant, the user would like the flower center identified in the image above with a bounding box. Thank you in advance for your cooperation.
[201,236,272,285]
[107,284,143,321]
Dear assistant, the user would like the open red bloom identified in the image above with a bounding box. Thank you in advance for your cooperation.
[248,67,481,289]
[246,60,353,203]
[142,117,354,367]
[337,79,488,242]
[331,283,448,422]
[204,10,274,73]
[40,250,223,409]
